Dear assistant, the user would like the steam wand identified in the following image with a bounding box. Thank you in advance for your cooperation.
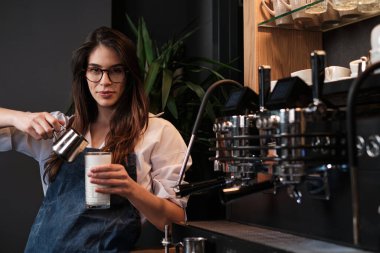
[162,225,170,253]
[174,79,243,190]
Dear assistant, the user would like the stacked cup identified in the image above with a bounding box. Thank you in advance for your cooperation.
[261,0,294,27]
[358,0,380,13]
[370,24,380,66]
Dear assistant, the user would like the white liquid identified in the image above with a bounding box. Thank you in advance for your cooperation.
[85,152,112,209]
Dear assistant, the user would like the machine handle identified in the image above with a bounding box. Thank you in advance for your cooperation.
[174,177,229,198]
[258,65,271,111]
[310,50,326,104]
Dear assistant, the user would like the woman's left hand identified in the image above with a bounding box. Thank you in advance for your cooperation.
[87,163,136,198]
[88,163,186,231]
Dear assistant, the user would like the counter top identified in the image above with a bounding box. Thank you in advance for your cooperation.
[322,74,380,107]
[173,220,375,253]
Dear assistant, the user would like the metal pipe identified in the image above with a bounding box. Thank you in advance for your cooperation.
[162,224,170,253]
[175,79,243,188]
[346,61,380,245]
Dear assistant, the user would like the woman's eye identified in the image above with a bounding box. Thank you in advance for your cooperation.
[111,67,124,74]
[89,68,101,73]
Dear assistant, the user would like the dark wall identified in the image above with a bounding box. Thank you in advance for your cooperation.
[0,1,111,252]
[112,0,243,82]
[323,15,380,68]
[113,0,214,60]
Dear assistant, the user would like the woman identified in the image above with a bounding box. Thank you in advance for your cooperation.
[0,26,190,252]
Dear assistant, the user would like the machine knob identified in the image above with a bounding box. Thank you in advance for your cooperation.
[222,121,233,132]
[268,115,280,128]
[256,118,263,129]
[212,123,219,132]
[366,135,380,158]
[356,136,365,157]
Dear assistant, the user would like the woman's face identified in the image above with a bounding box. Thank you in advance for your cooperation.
[86,45,126,110]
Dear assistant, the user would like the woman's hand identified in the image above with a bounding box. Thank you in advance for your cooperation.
[14,111,64,140]
[88,163,186,231]
[88,163,136,198]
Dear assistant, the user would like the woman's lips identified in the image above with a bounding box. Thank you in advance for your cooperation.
[98,91,114,98]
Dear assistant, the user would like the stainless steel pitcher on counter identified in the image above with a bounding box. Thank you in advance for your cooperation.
[176,237,207,253]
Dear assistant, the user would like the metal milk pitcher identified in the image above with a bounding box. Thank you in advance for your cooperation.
[176,237,207,253]
[52,127,88,162]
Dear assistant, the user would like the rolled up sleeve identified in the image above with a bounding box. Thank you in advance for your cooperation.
[151,151,189,209]
[0,127,13,152]
[136,116,191,210]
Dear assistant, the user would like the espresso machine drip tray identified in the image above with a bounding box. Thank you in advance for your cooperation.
[173,221,372,253]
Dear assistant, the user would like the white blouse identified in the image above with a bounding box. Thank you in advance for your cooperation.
[0,111,190,211]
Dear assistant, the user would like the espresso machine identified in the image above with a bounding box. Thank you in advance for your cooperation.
[174,50,380,252]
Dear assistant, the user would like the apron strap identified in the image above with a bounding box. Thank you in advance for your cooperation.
[125,153,137,182]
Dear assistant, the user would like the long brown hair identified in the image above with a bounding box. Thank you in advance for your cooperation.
[44,27,149,182]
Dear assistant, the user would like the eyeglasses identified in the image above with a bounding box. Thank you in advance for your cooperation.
[85,66,128,83]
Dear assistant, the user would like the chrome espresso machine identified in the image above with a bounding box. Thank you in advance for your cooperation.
[174,50,380,252]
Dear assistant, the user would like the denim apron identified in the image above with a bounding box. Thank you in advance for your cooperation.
[25,148,141,253]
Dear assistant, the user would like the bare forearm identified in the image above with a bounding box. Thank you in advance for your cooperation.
[89,163,187,231]
[0,108,22,128]
[0,108,63,139]
[127,182,185,231]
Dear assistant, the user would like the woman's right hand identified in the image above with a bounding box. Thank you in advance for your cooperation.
[13,111,64,140]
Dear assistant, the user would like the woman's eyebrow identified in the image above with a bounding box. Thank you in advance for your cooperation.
[87,63,124,68]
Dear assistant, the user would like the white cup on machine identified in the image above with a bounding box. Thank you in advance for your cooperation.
[324,66,351,81]
[349,57,368,77]
[291,68,312,85]
[291,66,350,84]
[371,24,380,70]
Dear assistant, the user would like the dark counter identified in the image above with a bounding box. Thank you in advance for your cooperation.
[173,220,375,253]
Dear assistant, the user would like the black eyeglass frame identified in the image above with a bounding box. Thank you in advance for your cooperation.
[84,66,129,83]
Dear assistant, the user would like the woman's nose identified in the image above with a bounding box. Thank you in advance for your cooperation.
[99,71,113,86]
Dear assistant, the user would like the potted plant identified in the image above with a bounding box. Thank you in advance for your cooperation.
[126,15,240,145]
[127,15,242,220]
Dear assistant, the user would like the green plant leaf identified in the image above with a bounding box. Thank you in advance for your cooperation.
[162,68,173,110]
[125,14,138,37]
[184,57,241,72]
[172,84,188,97]
[144,61,160,94]
[184,81,205,98]
[173,27,199,48]
[179,62,227,79]
[166,96,178,119]
[141,18,155,65]
[125,13,241,145]
[137,19,147,73]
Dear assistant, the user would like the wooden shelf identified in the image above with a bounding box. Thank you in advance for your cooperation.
[258,1,380,32]
[243,1,322,91]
